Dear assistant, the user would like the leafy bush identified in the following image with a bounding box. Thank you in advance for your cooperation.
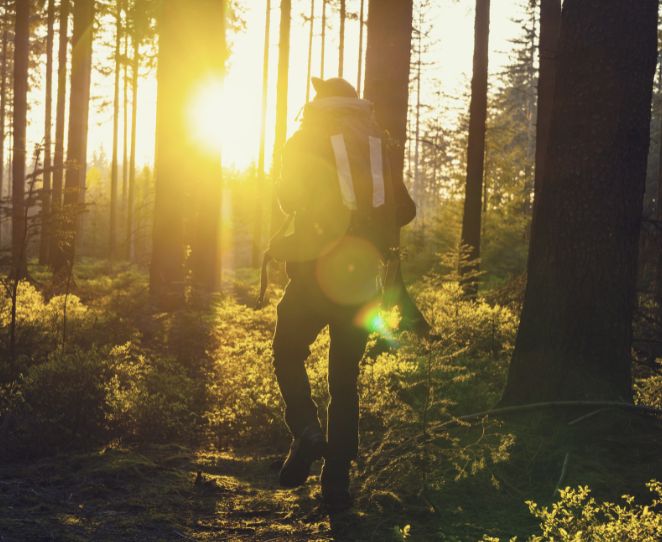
[482,480,662,541]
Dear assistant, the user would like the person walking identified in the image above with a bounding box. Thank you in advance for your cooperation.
[270,77,416,510]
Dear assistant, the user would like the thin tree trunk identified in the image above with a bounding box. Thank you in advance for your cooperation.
[356,0,364,96]
[271,0,291,232]
[533,0,561,200]
[126,20,139,260]
[500,0,658,405]
[51,0,70,261]
[12,0,29,278]
[109,0,121,260]
[52,0,94,277]
[252,0,271,267]
[0,19,8,248]
[39,0,56,265]
[305,0,314,103]
[338,0,345,77]
[320,0,326,78]
[121,0,129,229]
[413,13,422,227]
[459,0,490,298]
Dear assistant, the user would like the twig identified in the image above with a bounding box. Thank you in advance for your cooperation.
[553,452,570,497]
[567,408,609,426]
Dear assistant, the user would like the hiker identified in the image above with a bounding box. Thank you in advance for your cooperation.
[270,77,416,510]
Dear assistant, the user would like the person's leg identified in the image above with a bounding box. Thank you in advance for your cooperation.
[272,279,327,438]
[322,310,369,508]
[273,278,328,487]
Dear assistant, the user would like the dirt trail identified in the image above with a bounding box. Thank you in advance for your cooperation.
[0,446,387,542]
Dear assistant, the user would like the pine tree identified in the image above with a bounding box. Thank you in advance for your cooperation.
[500,0,658,404]
[459,0,490,297]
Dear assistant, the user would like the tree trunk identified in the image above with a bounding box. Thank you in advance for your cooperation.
[533,0,561,199]
[190,1,226,292]
[51,0,70,261]
[364,0,429,334]
[500,0,658,405]
[126,11,140,261]
[150,0,226,301]
[109,0,121,260]
[39,0,56,265]
[356,0,364,96]
[0,17,8,248]
[52,0,94,277]
[252,0,271,267]
[12,0,29,277]
[338,0,345,77]
[320,0,326,78]
[270,0,291,232]
[305,0,314,103]
[121,0,129,229]
[459,0,490,298]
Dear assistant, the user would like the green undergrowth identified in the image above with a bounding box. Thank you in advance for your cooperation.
[0,260,661,540]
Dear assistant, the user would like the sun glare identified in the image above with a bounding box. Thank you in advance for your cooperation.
[188,78,225,156]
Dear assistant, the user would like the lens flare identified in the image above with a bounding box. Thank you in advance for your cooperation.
[354,301,400,343]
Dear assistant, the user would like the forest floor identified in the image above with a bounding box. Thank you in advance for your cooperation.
[1,410,662,541]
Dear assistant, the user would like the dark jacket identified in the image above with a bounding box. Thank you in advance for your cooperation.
[270,97,415,264]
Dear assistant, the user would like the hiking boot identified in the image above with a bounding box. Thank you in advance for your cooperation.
[279,425,326,488]
[321,460,352,511]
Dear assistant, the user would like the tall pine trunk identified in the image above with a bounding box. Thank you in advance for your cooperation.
[126,11,140,261]
[364,0,429,334]
[459,0,490,297]
[52,0,94,277]
[356,0,364,96]
[500,0,658,405]
[320,0,326,78]
[305,0,314,103]
[0,18,8,248]
[150,0,226,301]
[39,0,55,265]
[51,0,70,261]
[12,0,29,277]
[189,1,226,293]
[109,0,121,260]
[271,0,291,232]
[338,0,345,77]
[121,0,129,227]
[533,0,561,199]
[252,0,271,267]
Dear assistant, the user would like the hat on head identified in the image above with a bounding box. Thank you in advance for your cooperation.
[311,77,359,99]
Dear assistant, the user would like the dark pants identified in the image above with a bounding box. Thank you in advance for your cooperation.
[272,265,371,463]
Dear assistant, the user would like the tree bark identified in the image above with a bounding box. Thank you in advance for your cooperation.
[121,0,129,225]
[126,6,140,261]
[364,0,429,334]
[356,0,364,96]
[305,0,314,103]
[190,1,226,292]
[270,0,291,232]
[500,0,658,405]
[11,0,29,277]
[39,0,56,265]
[0,15,8,248]
[52,0,94,277]
[252,0,271,267]
[51,0,70,260]
[459,0,490,298]
[109,0,121,260]
[320,0,326,79]
[532,0,561,200]
[338,0,345,77]
[150,0,226,301]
